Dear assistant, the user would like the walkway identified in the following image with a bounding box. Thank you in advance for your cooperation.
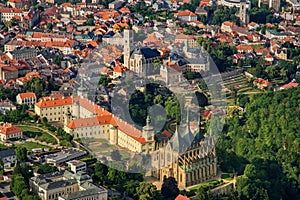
[17,124,61,146]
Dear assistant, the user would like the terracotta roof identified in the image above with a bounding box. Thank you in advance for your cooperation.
[18,92,36,99]
[222,21,235,27]
[35,96,73,108]
[236,45,253,51]
[8,0,22,2]
[0,123,22,135]
[0,8,22,13]
[175,34,194,40]
[120,7,130,13]
[113,65,124,73]
[175,10,196,17]
[280,82,299,89]
[175,194,190,200]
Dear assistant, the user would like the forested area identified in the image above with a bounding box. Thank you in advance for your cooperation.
[217,88,300,199]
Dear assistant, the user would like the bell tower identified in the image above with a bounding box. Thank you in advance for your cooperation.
[142,116,155,141]
[239,0,249,26]
[123,29,133,69]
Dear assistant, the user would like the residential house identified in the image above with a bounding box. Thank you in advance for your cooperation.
[275,49,288,60]
[279,82,299,90]
[175,10,197,21]
[236,45,253,53]
[0,99,16,114]
[265,29,288,39]
[16,92,37,106]
[221,21,235,33]
[0,64,18,81]
[0,149,16,168]
[248,22,259,30]
[7,0,23,8]
[253,78,272,90]
[175,34,197,48]
[0,123,23,141]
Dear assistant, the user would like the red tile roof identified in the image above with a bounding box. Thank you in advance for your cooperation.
[18,92,36,99]
[0,123,22,135]
[175,194,190,200]
[280,82,299,89]
[175,10,196,17]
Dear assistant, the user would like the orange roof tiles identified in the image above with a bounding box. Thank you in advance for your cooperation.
[175,194,190,200]
[0,123,22,135]
[175,10,196,17]
[236,45,253,51]
[120,7,130,13]
[0,8,22,13]
[222,21,235,27]
[19,92,36,99]
[35,96,73,108]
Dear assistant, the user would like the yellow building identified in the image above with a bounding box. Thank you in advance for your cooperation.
[35,95,155,153]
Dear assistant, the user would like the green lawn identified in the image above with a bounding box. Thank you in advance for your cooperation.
[15,142,49,151]
[221,173,234,181]
[17,126,57,145]
[189,180,225,192]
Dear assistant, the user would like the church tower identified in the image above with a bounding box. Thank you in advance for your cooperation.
[123,29,134,69]
[142,116,155,141]
[77,78,88,98]
[239,0,249,26]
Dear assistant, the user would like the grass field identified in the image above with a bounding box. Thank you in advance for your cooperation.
[189,180,225,192]
[17,126,57,145]
[15,142,49,151]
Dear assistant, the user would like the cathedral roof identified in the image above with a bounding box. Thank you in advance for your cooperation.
[131,47,160,59]
[170,125,189,153]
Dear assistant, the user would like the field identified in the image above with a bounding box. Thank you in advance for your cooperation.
[17,126,57,145]
[188,180,225,193]
[15,142,49,151]
[82,138,132,160]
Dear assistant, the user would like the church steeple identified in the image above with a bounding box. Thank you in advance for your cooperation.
[77,78,88,98]
[183,109,194,147]
[170,125,188,153]
[142,115,154,141]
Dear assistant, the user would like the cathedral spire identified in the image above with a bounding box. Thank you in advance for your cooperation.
[170,124,188,153]
[183,108,194,147]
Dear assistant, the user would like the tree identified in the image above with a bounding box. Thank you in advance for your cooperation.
[161,177,179,199]
[42,117,48,125]
[16,146,27,162]
[0,159,4,174]
[296,74,300,83]
[23,77,46,98]
[124,180,140,199]
[37,163,58,174]
[195,186,208,200]
[93,162,108,185]
[136,182,157,200]
[98,75,112,87]
[53,55,61,66]
[111,150,121,161]
[11,175,27,197]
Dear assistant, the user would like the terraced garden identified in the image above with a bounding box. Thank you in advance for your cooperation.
[17,126,57,145]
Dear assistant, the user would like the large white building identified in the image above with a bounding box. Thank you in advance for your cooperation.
[34,95,155,154]
[220,0,251,9]
[16,92,37,106]
[30,170,108,200]
[0,8,23,22]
